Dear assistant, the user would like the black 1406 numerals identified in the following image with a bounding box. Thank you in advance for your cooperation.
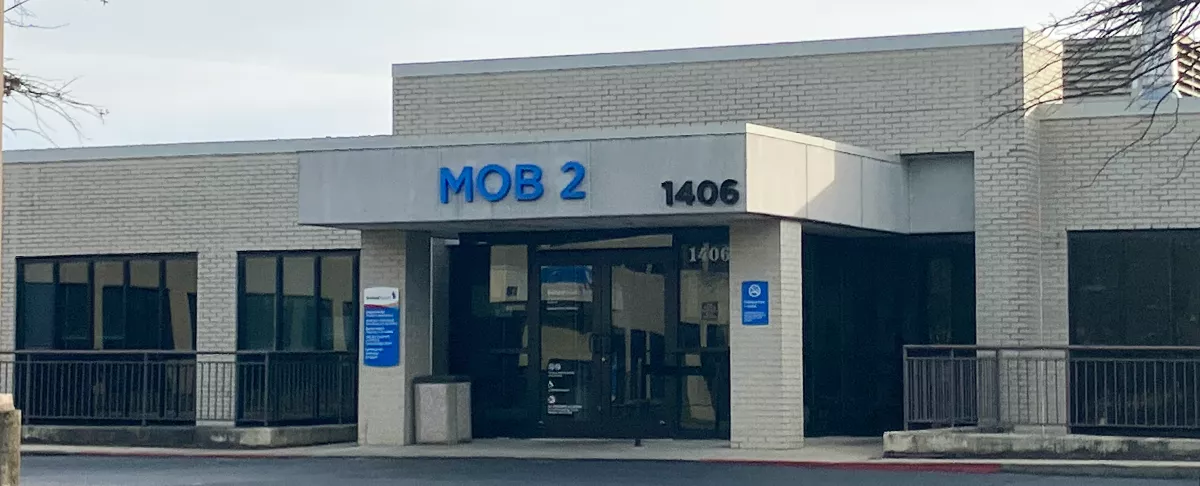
[661,179,740,207]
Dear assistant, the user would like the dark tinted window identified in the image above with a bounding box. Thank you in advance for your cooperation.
[19,263,55,349]
[280,256,317,351]
[16,255,197,351]
[320,255,358,351]
[237,251,359,351]
[239,256,277,350]
[1070,230,1200,346]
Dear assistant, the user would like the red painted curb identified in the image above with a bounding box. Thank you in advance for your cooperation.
[700,459,1003,474]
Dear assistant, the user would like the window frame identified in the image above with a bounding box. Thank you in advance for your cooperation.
[15,253,198,351]
[236,249,361,352]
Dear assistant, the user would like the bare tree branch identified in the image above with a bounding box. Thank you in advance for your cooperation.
[4,71,107,145]
[977,0,1200,185]
[2,0,111,143]
[5,0,37,14]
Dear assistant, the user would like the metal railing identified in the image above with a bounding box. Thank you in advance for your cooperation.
[0,350,356,427]
[904,345,1200,433]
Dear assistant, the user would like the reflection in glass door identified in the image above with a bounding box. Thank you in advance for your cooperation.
[608,262,668,426]
[676,237,731,437]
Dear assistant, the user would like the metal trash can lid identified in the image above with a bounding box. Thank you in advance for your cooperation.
[413,375,471,384]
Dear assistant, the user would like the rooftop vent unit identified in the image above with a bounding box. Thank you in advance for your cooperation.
[1061,1,1200,100]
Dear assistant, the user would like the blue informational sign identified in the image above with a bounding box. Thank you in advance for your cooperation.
[741,281,769,326]
[363,287,401,367]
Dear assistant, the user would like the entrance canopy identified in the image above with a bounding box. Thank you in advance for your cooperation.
[297,123,972,235]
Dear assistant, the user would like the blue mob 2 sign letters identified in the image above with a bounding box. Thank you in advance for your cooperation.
[439,161,586,203]
[363,287,401,367]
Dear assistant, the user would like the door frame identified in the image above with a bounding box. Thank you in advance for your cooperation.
[529,248,680,439]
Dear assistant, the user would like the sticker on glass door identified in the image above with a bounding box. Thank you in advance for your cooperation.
[547,359,583,415]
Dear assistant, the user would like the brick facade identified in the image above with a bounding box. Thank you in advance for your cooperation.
[391,32,1057,346]
[1041,109,1200,336]
[391,32,1065,437]
[6,27,1194,446]
[0,154,360,418]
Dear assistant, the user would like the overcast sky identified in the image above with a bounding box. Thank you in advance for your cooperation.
[5,0,1090,150]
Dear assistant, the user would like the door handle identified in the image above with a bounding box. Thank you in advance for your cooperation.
[589,334,602,355]
[589,334,610,362]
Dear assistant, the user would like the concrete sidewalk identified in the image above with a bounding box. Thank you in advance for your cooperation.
[19,437,1200,480]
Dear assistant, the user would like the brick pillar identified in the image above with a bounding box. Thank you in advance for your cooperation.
[358,230,432,445]
[974,39,1068,429]
[195,251,237,425]
[728,219,804,449]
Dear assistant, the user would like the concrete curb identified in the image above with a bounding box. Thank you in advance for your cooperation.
[20,448,1200,479]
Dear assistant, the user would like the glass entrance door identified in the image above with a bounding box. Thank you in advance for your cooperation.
[536,250,676,438]
[538,263,599,425]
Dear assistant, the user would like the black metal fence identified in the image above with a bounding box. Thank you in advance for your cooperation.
[904,345,1200,434]
[0,351,356,426]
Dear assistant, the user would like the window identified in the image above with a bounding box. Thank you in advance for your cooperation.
[165,259,198,350]
[1070,230,1200,346]
[320,255,358,352]
[237,251,359,351]
[16,255,198,350]
[20,263,54,349]
[95,260,124,349]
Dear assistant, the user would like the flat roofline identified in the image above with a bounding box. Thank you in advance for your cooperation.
[3,123,879,164]
[4,123,899,164]
[391,28,1027,78]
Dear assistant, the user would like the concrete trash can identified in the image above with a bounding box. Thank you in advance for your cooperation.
[413,375,472,445]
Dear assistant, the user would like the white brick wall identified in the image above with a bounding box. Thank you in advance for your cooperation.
[394,45,1018,155]
[1,154,361,417]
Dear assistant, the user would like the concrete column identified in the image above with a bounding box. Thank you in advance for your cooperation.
[358,230,433,446]
[728,219,804,450]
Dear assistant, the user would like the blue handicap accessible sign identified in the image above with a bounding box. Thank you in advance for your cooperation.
[741,281,769,326]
